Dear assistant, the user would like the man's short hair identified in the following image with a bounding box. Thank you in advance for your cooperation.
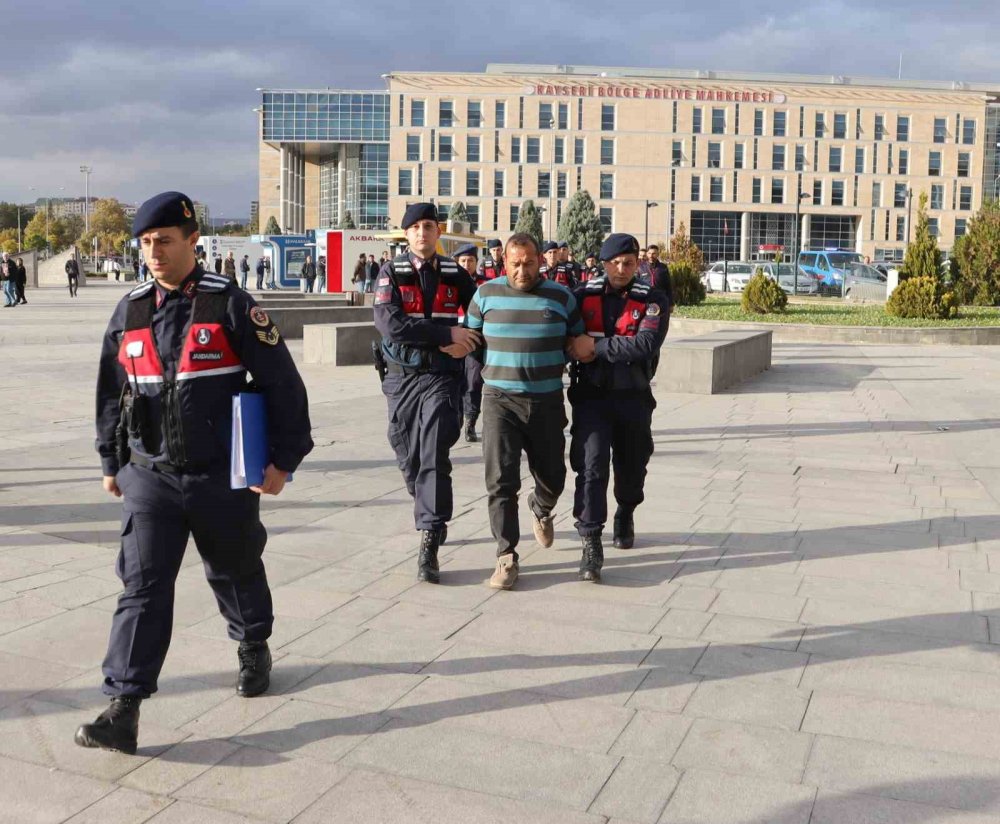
[505,233,540,257]
[647,244,660,252]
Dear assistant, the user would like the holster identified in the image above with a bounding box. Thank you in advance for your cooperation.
[115,384,132,468]
[371,341,388,383]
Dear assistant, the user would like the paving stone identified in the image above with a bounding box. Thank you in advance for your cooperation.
[0,593,66,636]
[610,710,693,763]
[682,678,810,730]
[709,589,806,622]
[0,755,114,824]
[290,662,425,711]
[693,643,808,685]
[658,768,815,824]
[699,613,805,652]
[179,694,290,739]
[665,586,718,611]
[590,757,681,823]
[60,787,173,824]
[810,791,1000,824]
[119,736,241,797]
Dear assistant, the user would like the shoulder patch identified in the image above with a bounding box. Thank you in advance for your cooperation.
[647,303,661,316]
[127,282,154,301]
[250,306,270,327]
[198,275,231,293]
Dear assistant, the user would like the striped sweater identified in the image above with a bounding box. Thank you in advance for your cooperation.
[466,276,584,396]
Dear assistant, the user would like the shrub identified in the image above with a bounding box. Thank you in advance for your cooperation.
[886,275,959,319]
[741,271,788,314]
[669,262,705,306]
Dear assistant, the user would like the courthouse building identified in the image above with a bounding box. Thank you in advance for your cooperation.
[257,64,1000,261]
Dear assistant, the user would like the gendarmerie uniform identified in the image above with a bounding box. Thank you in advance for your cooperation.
[373,203,476,582]
[569,234,670,579]
[476,239,505,283]
[580,259,602,283]
[454,243,485,443]
[539,241,577,289]
[78,192,313,755]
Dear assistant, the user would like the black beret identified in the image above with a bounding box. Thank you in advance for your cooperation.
[133,191,197,237]
[600,233,641,262]
[541,241,559,253]
[487,238,503,249]
[585,251,597,259]
[557,241,569,249]
[453,243,478,259]
[401,202,439,230]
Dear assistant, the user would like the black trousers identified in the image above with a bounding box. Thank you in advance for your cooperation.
[570,392,655,536]
[68,275,78,296]
[481,387,567,557]
[102,463,272,698]
[383,370,461,531]
[462,357,484,422]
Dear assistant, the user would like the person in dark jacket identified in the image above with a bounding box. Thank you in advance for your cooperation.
[214,255,223,275]
[239,254,251,290]
[301,255,317,293]
[66,256,81,296]
[14,257,27,304]
[365,254,379,292]
[255,256,266,290]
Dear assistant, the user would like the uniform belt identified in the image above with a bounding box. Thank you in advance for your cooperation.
[130,454,183,474]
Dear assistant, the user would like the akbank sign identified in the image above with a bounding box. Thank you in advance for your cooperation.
[529,83,787,104]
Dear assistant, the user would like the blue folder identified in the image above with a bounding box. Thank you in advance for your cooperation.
[230,393,292,489]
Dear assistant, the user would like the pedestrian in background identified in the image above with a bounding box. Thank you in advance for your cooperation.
[239,254,250,290]
[365,254,379,293]
[14,257,27,304]
[352,253,366,294]
[255,256,266,290]
[301,255,316,293]
[317,256,327,293]
[264,256,275,289]
[224,251,237,281]
[66,256,80,296]
[112,259,122,282]
[1,252,17,307]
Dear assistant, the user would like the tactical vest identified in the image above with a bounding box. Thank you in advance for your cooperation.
[580,265,602,283]
[541,264,573,287]
[118,281,247,467]
[478,257,504,284]
[581,277,652,339]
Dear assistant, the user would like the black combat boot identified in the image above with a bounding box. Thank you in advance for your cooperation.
[613,507,635,549]
[464,416,479,443]
[579,534,604,583]
[74,696,141,754]
[237,640,272,697]
[417,529,442,584]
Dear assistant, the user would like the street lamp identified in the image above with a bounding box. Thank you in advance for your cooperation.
[80,165,92,240]
[548,118,556,241]
[644,201,659,250]
[793,184,812,296]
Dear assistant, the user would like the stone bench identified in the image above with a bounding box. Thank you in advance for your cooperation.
[264,306,373,339]
[658,329,772,394]
[303,322,381,366]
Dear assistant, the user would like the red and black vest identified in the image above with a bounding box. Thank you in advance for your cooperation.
[119,279,247,467]
[541,263,574,287]
[580,265,602,283]
[581,276,653,339]
[477,256,505,284]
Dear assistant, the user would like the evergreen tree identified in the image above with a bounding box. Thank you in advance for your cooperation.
[902,192,942,280]
[667,222,705,274]
[448,201,469,225]
[263,216,282,235]
[954,198,1000,304]
[557,190,604,258]
[341,211,357,230]
[514,200,544,250]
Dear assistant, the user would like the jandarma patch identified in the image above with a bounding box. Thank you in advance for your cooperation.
[250,307,270,327]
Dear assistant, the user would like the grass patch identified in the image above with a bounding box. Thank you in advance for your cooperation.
[674,297,1000,328]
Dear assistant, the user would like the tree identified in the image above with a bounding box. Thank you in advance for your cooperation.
[22,210,50,251]
[448,201,469,225]
[0,203,23,232]
[666,222,705,274]
[0,228,19,253]
[514,200,544,250]
[340,211,357,230]
[557,190,604,258]
[263,216,282,235]
[902,192,942,280]
[79,198,130,256]
[58,215,84,250]
[954,199,1000,305]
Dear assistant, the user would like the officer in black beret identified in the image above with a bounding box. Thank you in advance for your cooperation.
[581,252,602,283]
[76,192,313,754]
[453,243,483,443]
[476,238,505,283]
[540,241,576,288]
[565,233,670,581]
[558,240,583,283]
[374,203,479,583]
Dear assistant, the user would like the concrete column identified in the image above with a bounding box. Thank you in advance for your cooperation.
[855,214,864,254]
[279,146,288,232]
[740,212,750,260]
[338,144,347,227]
[801,214,811,250]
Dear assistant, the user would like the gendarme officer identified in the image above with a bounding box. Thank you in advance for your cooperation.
[373,203,478,583]
[76,192,313,754]
[566,233,669,581]
[454,243,484,443]
[540,241,577,288]
[476,238,505,282]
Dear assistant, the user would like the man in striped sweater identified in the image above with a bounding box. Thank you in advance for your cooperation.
[465,233,589,590]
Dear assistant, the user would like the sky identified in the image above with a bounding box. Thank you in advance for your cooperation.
[0,0,998,219]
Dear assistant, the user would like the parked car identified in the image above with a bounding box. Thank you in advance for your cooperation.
[701,261,757,293]
[798,250,864,295]
[844,263,888,302]
[756,262,820,295]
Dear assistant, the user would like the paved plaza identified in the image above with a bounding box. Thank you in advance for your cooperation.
[7,283,1000,823]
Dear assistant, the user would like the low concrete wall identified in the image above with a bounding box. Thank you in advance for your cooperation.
[660,329,772,394]
[265,306,374,339]
[303,322,381,366]
[669,316,1000,346]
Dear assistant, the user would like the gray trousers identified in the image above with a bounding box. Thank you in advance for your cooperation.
[481,387,567,557]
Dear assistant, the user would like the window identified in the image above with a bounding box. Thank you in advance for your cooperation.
[898,149,908,175]
[517,167,523,197]
[438,135,453,161]
[813,179,823,204]
[599,207,613,233]
[558,102,569,130]
[928,217,939,238]
[436,204,449,221]
[928,184,943,210]
[956,218,968,237]
[831,180,844,206]
[771,178,784,204]
[894,183,907,208]
[526,136,540,163]
[494,170,505,197]
[511,136,521,163]
[398,169,413,196]
[509,204,519,227]
[960,186,973,210]
[815,112,825,136]
[406,135,420,161]
[466,135,480,162]
[460,100,478,128]
[773,110,787,137]
[537,171,550,198]
[437,169,452,196]
[929,151,941,176]
[574,137,585,164]
[398,94,403,127]
[958,152,970,178]
[795,145,806,171]
[934,117,947,143]
[872,181,881,207]
[712,107,726,134]
[829,146,842,173]
[466,170,480,197]
[710,176,724,202]
[754,109,764,136]
[708,142,722,168]
[692,107,703,134]
[772,144,785,171]
[673,140,684,165]
[410,99,425,127]
[874,114,884,140]
[495,101,506,128]
[691,176,701,202]
[557,172,567,198]
[600,138,615,165]
[539,102,553,128]
[602,104,616,131]
[963,119,976,144]
[855,147,865,173]
[752,177,762,203]
[896,115,910,142]
[439,100,454,127]
[466,205,479,231]
[600,173,614,199]
[734,143,745,169]
[833,112,847,139]
[896,215,906,241]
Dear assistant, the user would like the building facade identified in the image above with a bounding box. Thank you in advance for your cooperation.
[258,65,1000,260]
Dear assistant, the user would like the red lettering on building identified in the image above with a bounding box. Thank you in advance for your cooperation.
[531,83,788,103]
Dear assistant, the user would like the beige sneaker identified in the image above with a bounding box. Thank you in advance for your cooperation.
[528,495,554,548]
[489,553,519,590]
